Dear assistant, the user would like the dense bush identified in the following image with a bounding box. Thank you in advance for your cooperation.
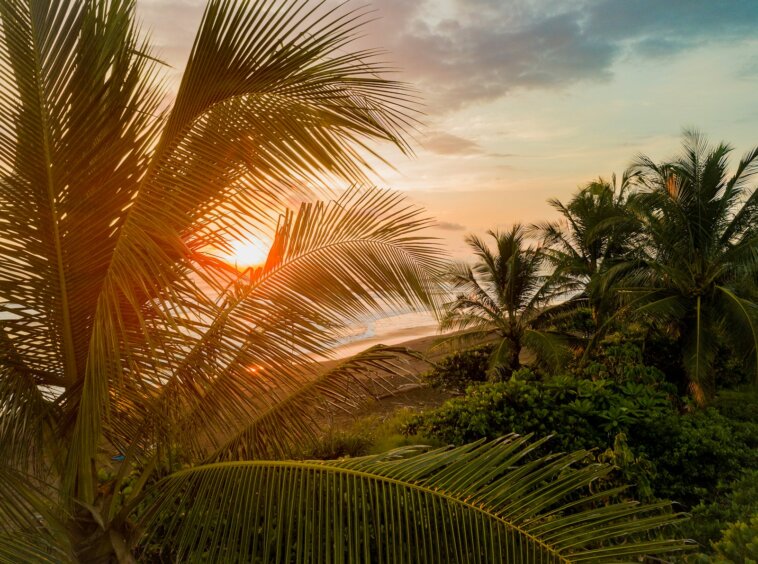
[713,514,758,564]
[405,373,674,454]
[407,340,758,555]
[424,343,495,393]
[683,470,758,551]
[710,514,758,563]
[633,409,758,508]
[301,429,374,460]
[582,351,668,386]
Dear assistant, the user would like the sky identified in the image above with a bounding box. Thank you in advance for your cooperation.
[138,0,758,258]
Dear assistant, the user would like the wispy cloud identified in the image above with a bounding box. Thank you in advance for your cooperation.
[362,0,758,112]
[421,131,482,155]
[435,221,467,231]
[138,0,758,113]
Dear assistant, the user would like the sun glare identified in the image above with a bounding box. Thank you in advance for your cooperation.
[226,238,270,268]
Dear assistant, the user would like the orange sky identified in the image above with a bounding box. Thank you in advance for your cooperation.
[138,0,758,259]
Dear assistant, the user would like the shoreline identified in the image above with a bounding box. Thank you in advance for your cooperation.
[333,323,443,359]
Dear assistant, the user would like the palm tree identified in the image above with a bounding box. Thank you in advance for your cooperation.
[617,130,758,404]
[441,226,571,376]
[533,172,639,330]
[0,0,688,561]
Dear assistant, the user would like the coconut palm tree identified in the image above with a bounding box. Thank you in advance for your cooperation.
[533,172,640,330]
[441,226,572,376]
[617,130,758,404]
[0,0,689,561]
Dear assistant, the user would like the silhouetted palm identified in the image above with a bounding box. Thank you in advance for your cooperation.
[441,226,570,375]
[618,130,758,403]
[534,172,639,329]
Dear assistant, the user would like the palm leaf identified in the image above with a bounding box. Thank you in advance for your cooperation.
[0,466,73,563]
[0,0,423,502]
[206,345,424,462]
[100,187,444,460]
[523,329,571,371]
[136,435,690,563]
[717,285,758,378]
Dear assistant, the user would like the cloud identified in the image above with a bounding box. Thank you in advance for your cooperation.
[737,56,758,79]
[138,0,758,113]
[435,221,467,231]
[360,0,758,112]
[421,131,482,155]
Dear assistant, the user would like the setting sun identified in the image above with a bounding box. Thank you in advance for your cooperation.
[226,238,270,268]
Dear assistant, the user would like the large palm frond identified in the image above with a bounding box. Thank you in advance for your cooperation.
[102,186,443,464]
[137,435,690,563]
[0,466,73,563]
[0,0,423,501]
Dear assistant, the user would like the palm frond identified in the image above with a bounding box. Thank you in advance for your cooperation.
[0,0,425,501]
[104,187,444,461]
[717,285,758,378]
[206,345,424,462]
[136,435,690,563]
[0,466,72,563]
[0,361,53,473]
[523,329,571,371]
[0,0,167,502]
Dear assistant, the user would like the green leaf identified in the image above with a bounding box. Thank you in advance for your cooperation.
[137,436,691,563]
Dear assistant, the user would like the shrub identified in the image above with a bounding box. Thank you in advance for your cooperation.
[713,386,758,423]
[581,331,672,386]
[302,429,374,460]
[405,373,674,454]
[683,470,758,550]
[424,343,494,393]
[406,371,758,519]
[632,409,758,508]
[710,514,758,563]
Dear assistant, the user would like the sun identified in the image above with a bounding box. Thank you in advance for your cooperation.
[225,238,270,268]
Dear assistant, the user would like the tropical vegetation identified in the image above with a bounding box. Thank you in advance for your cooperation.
[406,131,758,559]
[440,225,571,377]
[533,172,638,330]
[0,0,694,562]
[617,132,758,402]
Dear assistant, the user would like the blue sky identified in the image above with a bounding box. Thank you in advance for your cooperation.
[139,0,758,257]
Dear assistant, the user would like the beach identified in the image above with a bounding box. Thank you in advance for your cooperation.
[332,310,442,358]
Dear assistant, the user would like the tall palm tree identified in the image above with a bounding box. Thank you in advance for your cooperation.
[441,226,571,376]
[533,172,639,329]
[0,0,688,561]
[617,130,758,403]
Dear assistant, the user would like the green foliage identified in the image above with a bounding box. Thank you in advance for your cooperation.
[632,409,758,508]
[534,172,639,328]
[617,131,758,402]
[304,410,444,461]
[711,514,758,563]
[138,436,690,562]
[714,386,758,422]
[683,470,758,551]
[408,341,758,546]
[440,225,570,375]
[581,332,671,385]
[405,374,673,453]
[301,430,374,460]
[408,341,675,453]
[424,344,495,393]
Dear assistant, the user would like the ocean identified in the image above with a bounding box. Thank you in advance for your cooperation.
[333,310,440,358]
